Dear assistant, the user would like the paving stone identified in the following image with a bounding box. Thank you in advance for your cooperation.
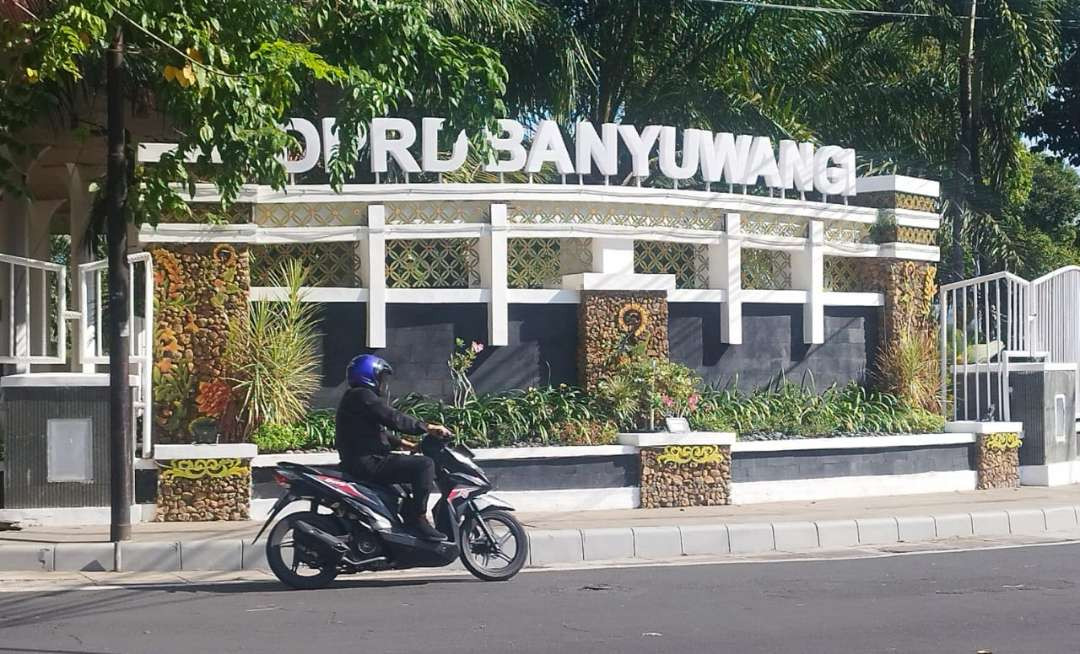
[242,539,270,571]
[815,520,859,548]
[772,521,819,551]
[934,513,974,539]
[0,545,54,571]
[1005,509,1046,534]
[581,528,635,561]
[896,515,936,542]
[727,523,775,554]
[120,542,180,572]
[182,540,243,571]
[856,517,899,545]
[970,511,1010,536]
[1043,506,1078,531]
[679,524,730,556]
[54,543,114,572]
[528,529,584,566]
[631,526,682,559]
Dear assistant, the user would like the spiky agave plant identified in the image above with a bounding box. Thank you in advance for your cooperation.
[224,260,321,438]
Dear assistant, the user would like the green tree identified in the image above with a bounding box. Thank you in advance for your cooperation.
[2,0,531,539]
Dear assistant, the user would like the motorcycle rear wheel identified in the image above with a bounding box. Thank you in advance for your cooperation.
[266,511,341,590]
[459,509,528,582]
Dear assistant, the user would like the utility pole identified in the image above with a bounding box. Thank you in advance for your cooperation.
[106,27,132,542]
[951,0,978,282]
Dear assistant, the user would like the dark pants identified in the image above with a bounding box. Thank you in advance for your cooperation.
[351,454,435,520]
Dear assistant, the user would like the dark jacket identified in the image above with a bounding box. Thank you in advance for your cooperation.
[335,386,428,476]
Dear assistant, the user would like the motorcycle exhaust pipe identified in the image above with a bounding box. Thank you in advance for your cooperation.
[294,520,350,556]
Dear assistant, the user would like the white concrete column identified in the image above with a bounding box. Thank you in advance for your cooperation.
[712,213,742,344]
[482,204,509,346]
[362,205,387,348]
[590,238,635,274]
[67,164,96,372]
[794,219,825,344]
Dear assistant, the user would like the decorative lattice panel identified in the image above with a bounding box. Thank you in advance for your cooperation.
[386,239,480,288]
[386,202,489,224]
[742,217,807,238]
[741,249,792,290]
[254,203,367,227]
[507,238,594,289]
[250,243,359,287]
[508,202,723,231]
[896,226,937,246]
[825,221,873,244]
[634,241,709,289]
[166,204,252,224]
[508,239,560,289]
[824,256,876,292]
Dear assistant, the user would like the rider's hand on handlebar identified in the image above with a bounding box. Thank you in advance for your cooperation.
[426,423,453,440]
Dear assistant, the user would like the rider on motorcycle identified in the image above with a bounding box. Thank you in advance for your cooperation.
[335,354,452,542]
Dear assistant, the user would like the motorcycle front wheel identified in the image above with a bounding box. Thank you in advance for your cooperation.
[266,511,341,590]
[459,508,528,582]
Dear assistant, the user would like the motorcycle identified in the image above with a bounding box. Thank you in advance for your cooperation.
[254,434,528,589]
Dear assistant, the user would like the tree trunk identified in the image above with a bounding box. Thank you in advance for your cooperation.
[106,27,132,542]
[951,0,978,282]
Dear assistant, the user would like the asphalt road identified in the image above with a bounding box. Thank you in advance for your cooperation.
[2,543,1079,654]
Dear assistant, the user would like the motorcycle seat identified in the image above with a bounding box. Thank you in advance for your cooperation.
[312,466,408,498]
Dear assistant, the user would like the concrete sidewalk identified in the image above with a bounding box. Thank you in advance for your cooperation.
[3,486,1080,572]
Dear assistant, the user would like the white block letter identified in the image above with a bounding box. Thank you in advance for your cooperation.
[777,140,815,192]
[659,127,702,180]
[617,124,662,178]
[698,132,753,186]
[321,117,368,166]
[814,145,852,196]
[370,117,421,174]
[743,136,782,188]
[421,117,469,173]
[484,119,528,173]
[280,118,320,174]
[574,122,619,176]
[526,120,575,174]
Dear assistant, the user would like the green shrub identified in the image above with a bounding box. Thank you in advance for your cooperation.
[251,422,308,453]
[591,343,701,432]
[394,385,605,447]
[691,381,945,437]
[297,409,336,448]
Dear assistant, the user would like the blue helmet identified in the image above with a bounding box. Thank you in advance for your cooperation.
[346,354,393,391]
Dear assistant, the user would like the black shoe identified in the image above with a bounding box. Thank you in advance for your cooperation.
[409,519,447,542]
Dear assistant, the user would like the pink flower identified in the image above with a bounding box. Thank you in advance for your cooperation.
[470,341,484,354]
[662,395,674,408]
[688,393,700,410]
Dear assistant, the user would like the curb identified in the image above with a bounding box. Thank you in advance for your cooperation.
[2,505,1078,573]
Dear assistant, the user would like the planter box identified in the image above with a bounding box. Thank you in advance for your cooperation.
[154,444,257,522]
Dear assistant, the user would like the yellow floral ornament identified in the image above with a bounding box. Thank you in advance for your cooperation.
[657,445,725,465]
[983,433,1022,451]
[617,302,650,338]
[159,458,247,481]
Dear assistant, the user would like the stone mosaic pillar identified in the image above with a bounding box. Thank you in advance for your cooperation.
[578,290,668,390]
[620,434,735,508]
[150,244,250,444]
[154,445,257,521]
[976,432,1022,490]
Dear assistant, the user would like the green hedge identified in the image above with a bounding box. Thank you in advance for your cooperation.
[252,382,944,454]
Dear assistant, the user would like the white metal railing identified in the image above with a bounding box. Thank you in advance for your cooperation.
[0,253,69,368]
[1,252,154,458]
[1030,266,1080,412]
[938,265,1080,422]
[77,253,155,458]
[940,271,1033,422]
